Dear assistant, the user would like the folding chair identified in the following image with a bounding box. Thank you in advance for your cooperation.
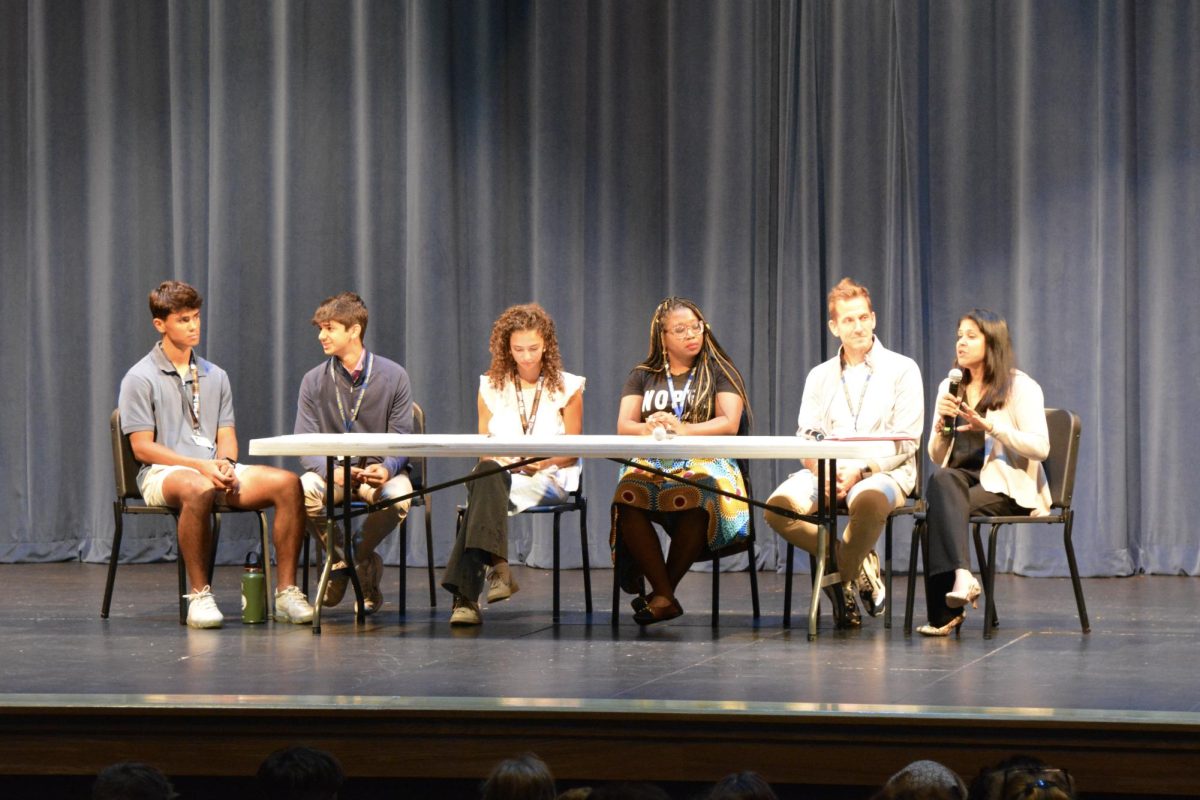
[782,435,923,630]
[101,409,272,624]
[397,401,437,614]
[610,411,760,627]
[455,468,591,623]
[904,408,1090,639]
[300,402,437,616]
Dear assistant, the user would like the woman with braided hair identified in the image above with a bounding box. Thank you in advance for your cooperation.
[611,297,750,624]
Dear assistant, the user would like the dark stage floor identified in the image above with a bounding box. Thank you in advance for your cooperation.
[1,561,1198,797]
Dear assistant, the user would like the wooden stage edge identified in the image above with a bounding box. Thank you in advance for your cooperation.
[2,694,1198,796]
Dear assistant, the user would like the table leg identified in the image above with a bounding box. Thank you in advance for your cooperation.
[807,457,840,641]
[312,455,336,635]
[808,459,827,640]
[342,457,364,624]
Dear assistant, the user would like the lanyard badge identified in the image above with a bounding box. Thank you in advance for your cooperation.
[515,373,545,435]
[665,368,694,420]
[332,353,374,433]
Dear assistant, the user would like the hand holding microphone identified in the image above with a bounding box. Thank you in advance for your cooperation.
[940,368,965,436]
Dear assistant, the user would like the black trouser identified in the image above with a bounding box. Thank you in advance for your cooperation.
[441,460,512,601]
[923,466,1027,626]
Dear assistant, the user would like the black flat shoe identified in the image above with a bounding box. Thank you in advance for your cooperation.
[630,594,655,614]
[633,598,684,625]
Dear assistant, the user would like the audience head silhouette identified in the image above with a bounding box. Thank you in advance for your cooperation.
[707,771,779,800]
[482,753,557,800]
[969,755,1075,800]
[256,745,344,800]
[92,762,178,800]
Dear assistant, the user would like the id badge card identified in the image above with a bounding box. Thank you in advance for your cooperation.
[191,433,214,449]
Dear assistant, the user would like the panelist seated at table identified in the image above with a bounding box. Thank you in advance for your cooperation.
[764,278,924,628]
[294,292,414,616]
[442,303,585,626]
[117,280,313,629]
[612,297,751,625]
[918,308,1050,637]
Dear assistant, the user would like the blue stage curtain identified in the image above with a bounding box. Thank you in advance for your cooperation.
[0,1,1195,577]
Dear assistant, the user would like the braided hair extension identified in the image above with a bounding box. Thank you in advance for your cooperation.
[635,297,750,428]
[485,303,565,394]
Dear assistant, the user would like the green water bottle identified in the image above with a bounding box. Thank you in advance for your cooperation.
[241,551,266,624]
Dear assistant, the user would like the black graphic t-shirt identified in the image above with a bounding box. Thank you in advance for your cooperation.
[621,366,737,423]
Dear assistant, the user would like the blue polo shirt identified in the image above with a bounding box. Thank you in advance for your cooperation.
[118,342,236,490]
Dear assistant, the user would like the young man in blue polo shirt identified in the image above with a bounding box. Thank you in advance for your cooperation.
[294,292,413,615]
[118,280,314,628]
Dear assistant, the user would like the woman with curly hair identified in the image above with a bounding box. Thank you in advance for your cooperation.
[612,297,750,624]
[442,303,585,626]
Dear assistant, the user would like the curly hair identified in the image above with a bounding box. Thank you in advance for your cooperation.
[635,297,750,428]
[486,303,565,393]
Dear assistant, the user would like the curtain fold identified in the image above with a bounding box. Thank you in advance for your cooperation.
[1,1,1196,579]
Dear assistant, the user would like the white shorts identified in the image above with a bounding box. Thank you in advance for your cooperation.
[770,468,907,512]
[139,462,251,507]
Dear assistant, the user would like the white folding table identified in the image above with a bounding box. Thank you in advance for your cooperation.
[249,433,904,639]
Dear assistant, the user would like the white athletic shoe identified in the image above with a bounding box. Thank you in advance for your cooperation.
[274,585,315,624]
[184,585,224,629]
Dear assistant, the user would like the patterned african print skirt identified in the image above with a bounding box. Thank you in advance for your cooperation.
[610,457,750,557]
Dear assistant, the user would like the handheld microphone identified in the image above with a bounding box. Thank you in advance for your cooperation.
[942,368,964,436]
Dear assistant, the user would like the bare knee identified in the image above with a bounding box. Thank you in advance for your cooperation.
[169,474,218,514]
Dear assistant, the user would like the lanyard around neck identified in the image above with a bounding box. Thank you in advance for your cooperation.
[514,373,544,435]
[331,352,374,433]
[839,361,873,432]
[665,367,694,419]
[184,360,201,432]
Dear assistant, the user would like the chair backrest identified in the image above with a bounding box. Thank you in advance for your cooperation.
[1042,408,1082,510]
[910,432,925,501]
[110,408,145,501]
[409,401,427,491]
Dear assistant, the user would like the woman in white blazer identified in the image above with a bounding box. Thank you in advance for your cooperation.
[919,309,1051,636]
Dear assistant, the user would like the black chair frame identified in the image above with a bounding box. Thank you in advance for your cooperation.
[455,475,592,623]
[102,409,272,625]
[300,402,437,617]
[782,434,924,630]
[903,408,1090,639]
[609,413,761,628]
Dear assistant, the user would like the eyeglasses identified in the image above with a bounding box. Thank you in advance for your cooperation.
[667,322,704,338]
[1001,767,1072,797]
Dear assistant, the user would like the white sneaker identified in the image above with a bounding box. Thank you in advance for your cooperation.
[275,585,315,624]
[485,562,520,603]
[183,585,224,629]
[450,595,482,626]
[857,549,886,617]
[350,551,384,615]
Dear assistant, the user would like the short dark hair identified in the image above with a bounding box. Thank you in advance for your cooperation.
[482,753,556,800]
[708,771,779,800]
[148,281,203,320]
[312,292,369,342]
[93,762,178,800]
[256,745,344,800]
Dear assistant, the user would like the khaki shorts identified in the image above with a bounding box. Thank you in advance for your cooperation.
[139,462,250,506]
